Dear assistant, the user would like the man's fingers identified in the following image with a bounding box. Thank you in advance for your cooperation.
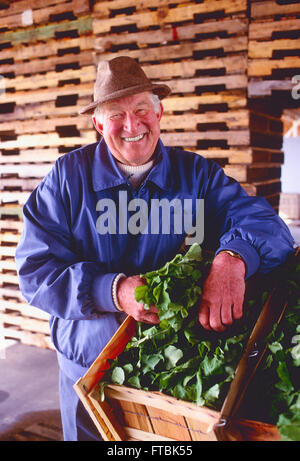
[232,296,244,321]
[221,302,233,326]
[199,303,212,331]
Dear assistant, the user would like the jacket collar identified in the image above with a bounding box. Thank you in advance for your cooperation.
[92,138,173,192]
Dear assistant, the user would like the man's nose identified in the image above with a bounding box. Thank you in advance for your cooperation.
[123,113,140,132]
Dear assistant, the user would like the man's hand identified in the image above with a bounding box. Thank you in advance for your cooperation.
[117,275,160,324]
[198,252,246,332]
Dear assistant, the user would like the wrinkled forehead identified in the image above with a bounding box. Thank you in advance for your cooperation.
[102,91,153,112]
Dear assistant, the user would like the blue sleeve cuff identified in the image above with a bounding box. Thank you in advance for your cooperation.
[215,239,260,279]
[92,272,120,313]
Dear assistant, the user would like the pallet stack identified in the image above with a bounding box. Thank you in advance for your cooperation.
[248,0,300,98]
[91,0,287,209]
[92,0,249,167]
[0,0,96,349]
[245,0,300,210]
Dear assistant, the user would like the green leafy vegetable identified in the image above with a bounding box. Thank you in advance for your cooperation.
[99,244,300,441]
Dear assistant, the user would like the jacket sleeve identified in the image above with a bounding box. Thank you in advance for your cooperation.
[15,162,119,321]
[203,161,295,279]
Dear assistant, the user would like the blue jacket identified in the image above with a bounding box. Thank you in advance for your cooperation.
[15,139,295,381]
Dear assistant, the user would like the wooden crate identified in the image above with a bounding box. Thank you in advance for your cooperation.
[74,270,295,441]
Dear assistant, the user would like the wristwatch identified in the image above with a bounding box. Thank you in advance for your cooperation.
[219,250,244,261]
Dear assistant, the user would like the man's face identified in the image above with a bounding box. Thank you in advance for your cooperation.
[92,92,163,166]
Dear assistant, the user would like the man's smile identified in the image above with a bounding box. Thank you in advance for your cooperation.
[122,133,147,142]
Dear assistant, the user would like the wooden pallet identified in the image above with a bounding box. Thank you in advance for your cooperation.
[248,1,300,95]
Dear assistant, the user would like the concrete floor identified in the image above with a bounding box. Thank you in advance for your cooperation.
[0,341,62,441]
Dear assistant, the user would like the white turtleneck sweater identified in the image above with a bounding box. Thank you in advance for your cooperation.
[116,159,154,189]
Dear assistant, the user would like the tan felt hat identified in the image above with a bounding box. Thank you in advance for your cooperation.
[79,56,171,115]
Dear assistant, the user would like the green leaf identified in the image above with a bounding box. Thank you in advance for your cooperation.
[195,370,204,406]
[111,366,125,385]
[201,354,223,377]
[128,375,141,389]
[134,284,150,304]
[164,345,183,370]
[142,354,163,373]
[268,341,283,354]
[275,362,294,393]
[204,384,220,404]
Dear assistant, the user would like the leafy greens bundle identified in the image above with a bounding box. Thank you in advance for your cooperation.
[99,244,300,440]
[100,244,260,409]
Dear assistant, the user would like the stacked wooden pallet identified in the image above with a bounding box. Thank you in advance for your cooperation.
[92,0,284,209]
[93,1,249,163]
[248,0,300,98]
[246,0,300,210]
[0,0,96,350]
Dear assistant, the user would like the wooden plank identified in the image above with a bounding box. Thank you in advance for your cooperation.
[161,110,249,131]
[249,18,300,41]
[0,177,41,191]
[105,386,220,427]
[1,192,30,205]
[0,0,90,30]
[0,0,67,18]
[0,96,92,122]
[161,130,250,147]
[163,75,248,95]
[0,35,94,63]
[251,0,300,18]
[248,57,300,77]
[0,299,49,321]
[0,82,93,105]
[118,400,154,434]
[0,148,60,163]
[88,390,127,441]
[93,0,196,17]
[95,18,248,52]
[0,163,52,177]
[98,37,248,63]
[0,312,50,335]
[4,66,96,92]
[0,51,93,77]
[229,418,280,441]
[146,406,192,441]
[2,326,54,349]
[0,16,93,45]
[93,0,247,34]
[249,38,300,59]
[224,163,282,183]
[141,55,248,80]
[162,93,247,112]
[125,426,175,441]
[185,417,218,441]
[248,80,294,97]
[0,130,96,149]
[0,116,93,136]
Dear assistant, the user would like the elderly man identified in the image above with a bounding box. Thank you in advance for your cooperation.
[15,56,295,441]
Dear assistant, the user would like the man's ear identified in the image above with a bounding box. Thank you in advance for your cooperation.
[92,116,103,135]
[157,102,164,122]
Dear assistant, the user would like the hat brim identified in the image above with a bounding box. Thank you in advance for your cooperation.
[78,82,171,115]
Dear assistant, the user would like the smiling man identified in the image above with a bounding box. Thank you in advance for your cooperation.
[15,56,295,441]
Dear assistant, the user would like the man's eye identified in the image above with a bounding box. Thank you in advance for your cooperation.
[137,108,147,115]
[110,113,122,120]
